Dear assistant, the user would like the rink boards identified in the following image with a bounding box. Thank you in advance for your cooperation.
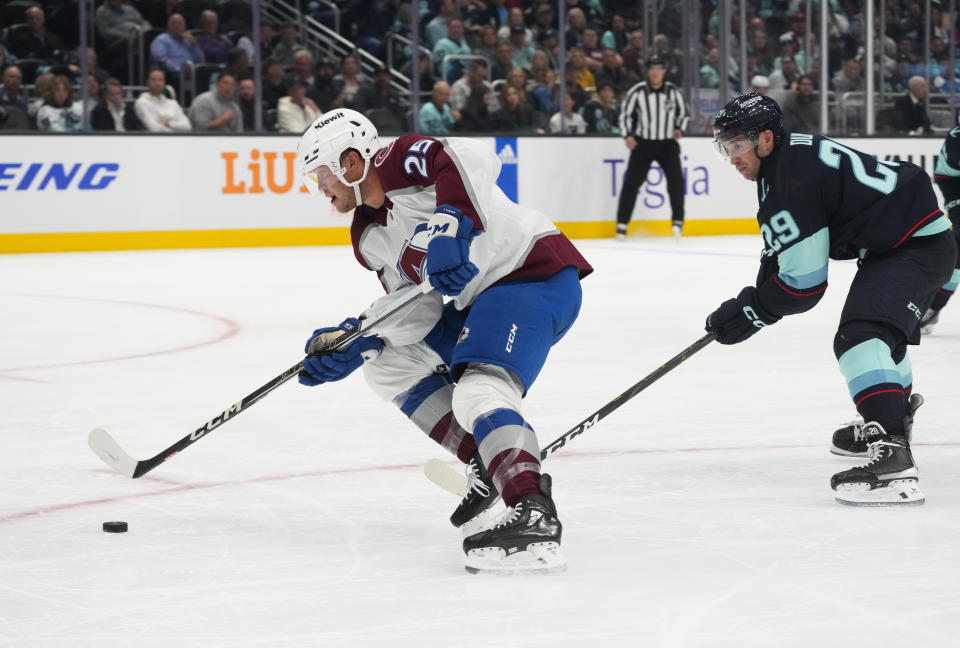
[0,134,946,253]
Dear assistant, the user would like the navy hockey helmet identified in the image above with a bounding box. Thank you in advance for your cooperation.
[712,93,784,158]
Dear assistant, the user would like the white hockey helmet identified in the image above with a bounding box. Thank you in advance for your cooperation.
[297,108,380,198]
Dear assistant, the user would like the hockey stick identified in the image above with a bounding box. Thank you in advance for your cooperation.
[89,282,434,478]
[425,331,718,496]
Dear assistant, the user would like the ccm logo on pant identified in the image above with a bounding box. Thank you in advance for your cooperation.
[505,323,518,352]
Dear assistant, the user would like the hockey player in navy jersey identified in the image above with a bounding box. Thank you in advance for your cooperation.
[706,93,956,505]
[294,109,592,571]
[919,121,960,334]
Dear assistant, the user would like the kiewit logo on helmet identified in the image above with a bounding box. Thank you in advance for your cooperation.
[314,112,345,129]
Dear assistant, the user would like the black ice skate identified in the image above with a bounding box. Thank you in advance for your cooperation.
[830,393,924,457]
[462,473,565,573]
[831,422,923,506]
[449,452,500,528]
[920,308,940,335]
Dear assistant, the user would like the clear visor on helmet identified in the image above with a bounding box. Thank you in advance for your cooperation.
[713,132,759,159]
[302,165,343,195]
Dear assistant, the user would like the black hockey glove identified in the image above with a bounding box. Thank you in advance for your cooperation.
[705,286,781,345]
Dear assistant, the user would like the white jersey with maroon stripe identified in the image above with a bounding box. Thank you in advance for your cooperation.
[351,134,592,347]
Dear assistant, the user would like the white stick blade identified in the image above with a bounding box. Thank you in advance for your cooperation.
[423,458,468,497]
[88,428,138,478]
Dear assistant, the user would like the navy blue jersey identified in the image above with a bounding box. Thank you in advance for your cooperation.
[752,133,950,319]
[934,125,960,215]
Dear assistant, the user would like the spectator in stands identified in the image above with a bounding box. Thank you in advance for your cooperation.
[700,47,721,89]
[569,47,596,94]
[196,10,232,65]
[77,73,102,120]
[549,93,586,134]
[94,0,149,44]
[151,14,204,74]
[565,8,586,48]
[28,74,54,124]
[292,50,315,87]
[621,30,645,79]
[36,75,83,132]
[595,48,630,93]
[419,80,458,135]
[0,47,10,74]
[252,21,278,63]
[530,67,559,116]
[474,25,499,65]
[832,57,864,94]
[490,42,514,81]
[10,6,66,64]
[493,84,536,133]
[498,7,532,45]
[463,0,499,36]
[781,73,820,133]
[580,28,604,72]
[0,66,28,113]
[401,51,435,94]
[262,59,288,110]
[135,67,192,132]
[768,55,799,91]
[0,104,31,130]
[333,53,370,108]
[433,18,472,83]
[537,29,560,70]
[271,23,306,68]
[602,13,628,51]
[454,84,494,133]
[68,47,109,84]
[277,78,319,134]
[309,58,341,111]
[749,30,775,76]
[525,50,551,92]
[91,77,143,131]
[426,0,457,48]
[750,74,770,94]
[353,65,399,115]
[658,0,683,43]
[505,67,536,112]
[532,3,555,42]
[508,24,536,70]
[563,62,591,111]
[450,58,491,113]
[189,72,241,132]
[892,75,932,136]
[235,78,263,131]
[652,34,684,85]
[582,80,620,134]
[224,47,250,82]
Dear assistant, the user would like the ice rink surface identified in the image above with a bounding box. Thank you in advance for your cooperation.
[2,235,959,647]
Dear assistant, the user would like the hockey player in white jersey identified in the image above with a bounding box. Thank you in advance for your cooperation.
[295,109,593,572]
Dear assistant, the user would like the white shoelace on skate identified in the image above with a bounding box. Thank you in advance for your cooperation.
[491,503,523,529]
[463,461,491,499]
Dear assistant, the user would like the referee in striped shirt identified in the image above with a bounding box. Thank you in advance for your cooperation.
[616,56,690,239]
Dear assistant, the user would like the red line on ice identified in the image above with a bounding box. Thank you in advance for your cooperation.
[0,292,240,376]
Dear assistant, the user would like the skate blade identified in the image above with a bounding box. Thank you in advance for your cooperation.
[834,479,925,506]
[829,446,869,458]
[464,542,566,574]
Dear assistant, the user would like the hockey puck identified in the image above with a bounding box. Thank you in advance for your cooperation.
[102,521,128,533]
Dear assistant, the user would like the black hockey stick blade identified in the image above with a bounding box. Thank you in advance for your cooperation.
[539,332,717,458]
[89,282,434,478]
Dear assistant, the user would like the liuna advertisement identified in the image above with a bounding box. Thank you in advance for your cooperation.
[0,134,949,253]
